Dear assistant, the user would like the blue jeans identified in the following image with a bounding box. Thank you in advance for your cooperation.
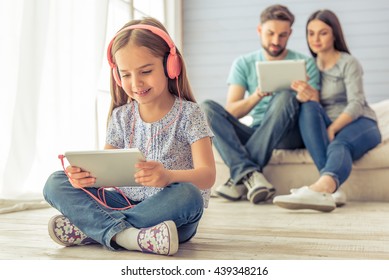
[299,101,382,188]
[201,92,303,184]
[43,171,204,250]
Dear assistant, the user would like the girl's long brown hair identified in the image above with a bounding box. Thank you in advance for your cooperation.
[106,17,195,124]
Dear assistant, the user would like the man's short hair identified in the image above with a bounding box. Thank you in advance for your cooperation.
[260,4,295,26]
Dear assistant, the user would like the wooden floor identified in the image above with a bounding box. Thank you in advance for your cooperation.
[1,197,389,260]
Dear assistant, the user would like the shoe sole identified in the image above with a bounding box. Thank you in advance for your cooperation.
[266,188,276,201]
[215,191,242,201]
[248,188,269,204]
[335,202,346,207]
[274,201,336,212]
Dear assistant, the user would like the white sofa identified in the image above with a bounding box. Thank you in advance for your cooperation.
[213,99,389,202]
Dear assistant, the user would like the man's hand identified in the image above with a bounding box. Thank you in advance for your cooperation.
[255,87,273,99]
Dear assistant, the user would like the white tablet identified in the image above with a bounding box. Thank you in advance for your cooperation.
[64,148,145,187]
[256,59,306,92]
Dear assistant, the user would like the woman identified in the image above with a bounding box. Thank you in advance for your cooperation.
[273,9,381,212]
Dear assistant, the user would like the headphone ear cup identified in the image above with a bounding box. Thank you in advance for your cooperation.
[113,66,122,87]
[164,52,182,80]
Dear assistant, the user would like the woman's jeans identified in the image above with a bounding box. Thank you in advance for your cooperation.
[201,92,304,184]
[299,101,382,188]
[43,171,204,250]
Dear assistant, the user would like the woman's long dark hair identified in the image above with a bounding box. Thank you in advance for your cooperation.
[306,9,350,57]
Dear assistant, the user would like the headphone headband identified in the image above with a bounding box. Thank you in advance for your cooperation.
[107,24,182,85]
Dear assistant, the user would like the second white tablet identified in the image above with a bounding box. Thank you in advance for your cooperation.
[256,59,306,92]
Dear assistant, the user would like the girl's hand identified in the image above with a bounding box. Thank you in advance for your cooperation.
[291,80,319,102]
[134,161,171,188]
[65,165,96,188]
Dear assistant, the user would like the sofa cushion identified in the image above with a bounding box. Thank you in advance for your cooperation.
[370,99,389,143]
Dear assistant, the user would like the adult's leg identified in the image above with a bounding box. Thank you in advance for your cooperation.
[322,117,381,187]
[245,91,303,170]
[273,117,382,212]
[201,100,258,183]
[299,101,332,170]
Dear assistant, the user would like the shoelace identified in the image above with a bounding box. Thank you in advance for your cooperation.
[225,178,234,187]
[244,173,257,189]
[245,172,274,190]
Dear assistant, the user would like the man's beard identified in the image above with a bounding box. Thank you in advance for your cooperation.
[263,44,285,57]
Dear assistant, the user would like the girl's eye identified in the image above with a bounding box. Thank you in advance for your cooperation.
[142,70,152,74]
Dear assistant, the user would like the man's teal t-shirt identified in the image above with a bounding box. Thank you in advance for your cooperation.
[227,49,320,127]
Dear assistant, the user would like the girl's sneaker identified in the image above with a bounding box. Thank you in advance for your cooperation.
[48,215,97,246]
[137,220,179,256]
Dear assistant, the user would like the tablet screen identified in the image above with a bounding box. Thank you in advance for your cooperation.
[64,149,145,187]
[256,59,306,92]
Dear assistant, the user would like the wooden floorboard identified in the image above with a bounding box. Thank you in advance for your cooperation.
[1,197,389,260]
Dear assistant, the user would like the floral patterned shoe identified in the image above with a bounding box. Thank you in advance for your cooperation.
[137,220,179,256]
[48,215,97,246]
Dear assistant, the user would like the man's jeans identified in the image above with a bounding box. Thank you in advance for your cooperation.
[299,101,382,188]
[43,171,204,250]
[201,92,303,184]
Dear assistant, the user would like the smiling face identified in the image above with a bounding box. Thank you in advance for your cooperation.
[307,19,335,55]
[114,42,170,106]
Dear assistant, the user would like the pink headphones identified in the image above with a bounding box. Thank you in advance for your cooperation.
[106,24,182,87]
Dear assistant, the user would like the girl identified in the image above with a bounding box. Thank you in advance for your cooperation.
[43,17,215,256]
[273,10,381,212]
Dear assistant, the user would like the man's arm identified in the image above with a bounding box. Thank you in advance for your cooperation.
[225,84,270,119]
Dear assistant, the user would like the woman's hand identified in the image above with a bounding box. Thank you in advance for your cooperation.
[65,166,96,188]
[327,126,336,142]
[326,113,354,142]
[134,161,171,188]
[291,80,319,102]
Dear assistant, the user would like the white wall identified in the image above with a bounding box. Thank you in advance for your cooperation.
[183,0,389,105]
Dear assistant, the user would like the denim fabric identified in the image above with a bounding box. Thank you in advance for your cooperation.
[43,171,204,250]
[299,101,382,188]
[201,92,304,184]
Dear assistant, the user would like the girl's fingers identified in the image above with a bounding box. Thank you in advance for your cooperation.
[71,177,96,188]
[69,171,92,179]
